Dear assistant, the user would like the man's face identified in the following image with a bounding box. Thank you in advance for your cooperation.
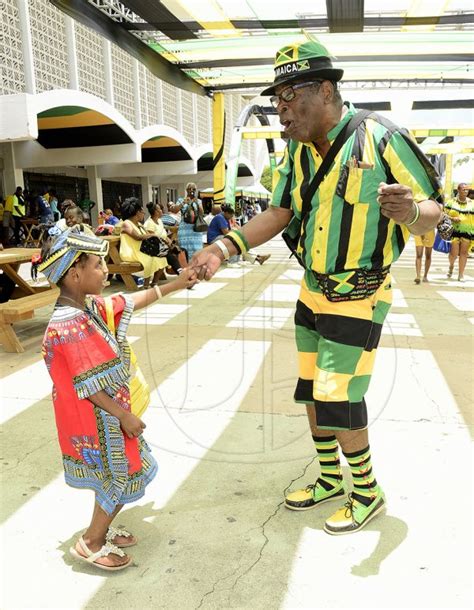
[275,81,326,143]
[458,184,469,198]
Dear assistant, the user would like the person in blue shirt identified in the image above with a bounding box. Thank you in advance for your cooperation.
[207,205,234,245]
[207,205,270,266]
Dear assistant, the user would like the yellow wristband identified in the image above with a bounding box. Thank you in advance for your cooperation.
[405,203,420,226]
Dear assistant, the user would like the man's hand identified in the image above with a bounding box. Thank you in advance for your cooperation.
[377,182,416,224]
[190,248,223,281]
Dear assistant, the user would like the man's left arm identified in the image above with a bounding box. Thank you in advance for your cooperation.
[377,130,443,235]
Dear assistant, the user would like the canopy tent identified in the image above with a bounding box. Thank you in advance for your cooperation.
[52,0,474,94]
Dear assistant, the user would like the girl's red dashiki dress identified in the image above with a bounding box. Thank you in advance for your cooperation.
[42,293,157,514]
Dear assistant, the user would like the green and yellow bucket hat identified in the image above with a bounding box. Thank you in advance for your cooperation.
[261,39,344,96]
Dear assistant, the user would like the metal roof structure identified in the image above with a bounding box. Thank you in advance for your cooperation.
[51,0,474,95]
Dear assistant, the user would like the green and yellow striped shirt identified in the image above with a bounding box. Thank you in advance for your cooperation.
[272,102,442,273]
[444,197,474,239]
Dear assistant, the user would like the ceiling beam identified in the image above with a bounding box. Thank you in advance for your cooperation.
[120,13,474,32]
[326,0,364,33]
[206,78,473,92]
[120,0,198,40]
[178,53,473,70]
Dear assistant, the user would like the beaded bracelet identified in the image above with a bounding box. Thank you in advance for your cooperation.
[405,202,420,226]
[226,229,250,254]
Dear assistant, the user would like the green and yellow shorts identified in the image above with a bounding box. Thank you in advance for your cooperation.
[294,271,392,431]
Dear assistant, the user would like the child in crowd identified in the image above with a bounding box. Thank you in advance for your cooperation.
[56,205,94,235]
[37,226,197,571]
[100,208,120,226]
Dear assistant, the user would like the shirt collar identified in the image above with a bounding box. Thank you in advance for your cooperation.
[326,101,356,142]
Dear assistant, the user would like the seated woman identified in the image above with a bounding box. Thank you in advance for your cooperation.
[119,197,164,288]
[145,202,185,276]
[143,202,168,281]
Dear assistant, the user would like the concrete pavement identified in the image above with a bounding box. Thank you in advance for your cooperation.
[1,237,472,609]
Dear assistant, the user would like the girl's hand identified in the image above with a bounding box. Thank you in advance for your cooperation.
[120,412,146,439]
[173,267,199,290]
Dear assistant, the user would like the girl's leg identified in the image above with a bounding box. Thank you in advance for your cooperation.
[458,239,469,280]
[143,276,151,289]
[423,247,432,281]
[77,502,129,568]
[448,241,459,277]
[414,246,423,283]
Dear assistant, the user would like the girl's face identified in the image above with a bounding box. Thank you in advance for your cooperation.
[154,205,162,219]
[74,254,108,295]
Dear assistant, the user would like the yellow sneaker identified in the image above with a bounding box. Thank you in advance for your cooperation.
[324,491,386,535]
[285,480,345,511]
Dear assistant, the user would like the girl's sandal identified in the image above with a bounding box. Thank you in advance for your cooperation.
[70,536,131,571]
[106,525,137,548]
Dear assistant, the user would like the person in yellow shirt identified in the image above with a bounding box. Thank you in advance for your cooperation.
[3,187,24,245]
[445,183,473,282]
[413,230,435,284]
[10,186,26,245]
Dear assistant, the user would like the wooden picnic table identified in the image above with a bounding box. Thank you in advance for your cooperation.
[101,235,143,291]
[0,248,59,352]
[20,218,45,248]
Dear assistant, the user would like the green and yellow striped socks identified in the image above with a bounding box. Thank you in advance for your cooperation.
[343,445,381,506]
[313,435,343,491]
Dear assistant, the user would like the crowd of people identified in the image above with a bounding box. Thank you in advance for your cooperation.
[0,186,95,247]
[0,179,272,290]
[413,182,473,283]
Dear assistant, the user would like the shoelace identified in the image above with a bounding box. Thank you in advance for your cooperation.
[344,497,355,519]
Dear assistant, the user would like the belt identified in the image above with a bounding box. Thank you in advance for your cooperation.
[312,266,390,302]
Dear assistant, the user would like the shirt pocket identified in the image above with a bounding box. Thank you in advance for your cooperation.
[336,164,379,205]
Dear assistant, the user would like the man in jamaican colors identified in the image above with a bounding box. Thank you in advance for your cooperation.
[191,38,443,535]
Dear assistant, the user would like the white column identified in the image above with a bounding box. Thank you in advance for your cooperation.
[140,176,153,205]
[2,143,24,195]
[17,0,36,94]
[103,40,114,105]
[132,59,141,130]
[65,16,79,89]
[86,166,103,225]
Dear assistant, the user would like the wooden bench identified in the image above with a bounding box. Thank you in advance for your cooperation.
[101,235,144,291]
[0,287,60,353]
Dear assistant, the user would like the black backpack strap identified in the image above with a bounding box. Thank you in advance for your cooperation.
[300,109,372,219]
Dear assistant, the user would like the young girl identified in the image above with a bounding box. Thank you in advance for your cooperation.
[37,227,197,571]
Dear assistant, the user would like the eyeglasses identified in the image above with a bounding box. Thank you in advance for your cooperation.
[270,81,323,108]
